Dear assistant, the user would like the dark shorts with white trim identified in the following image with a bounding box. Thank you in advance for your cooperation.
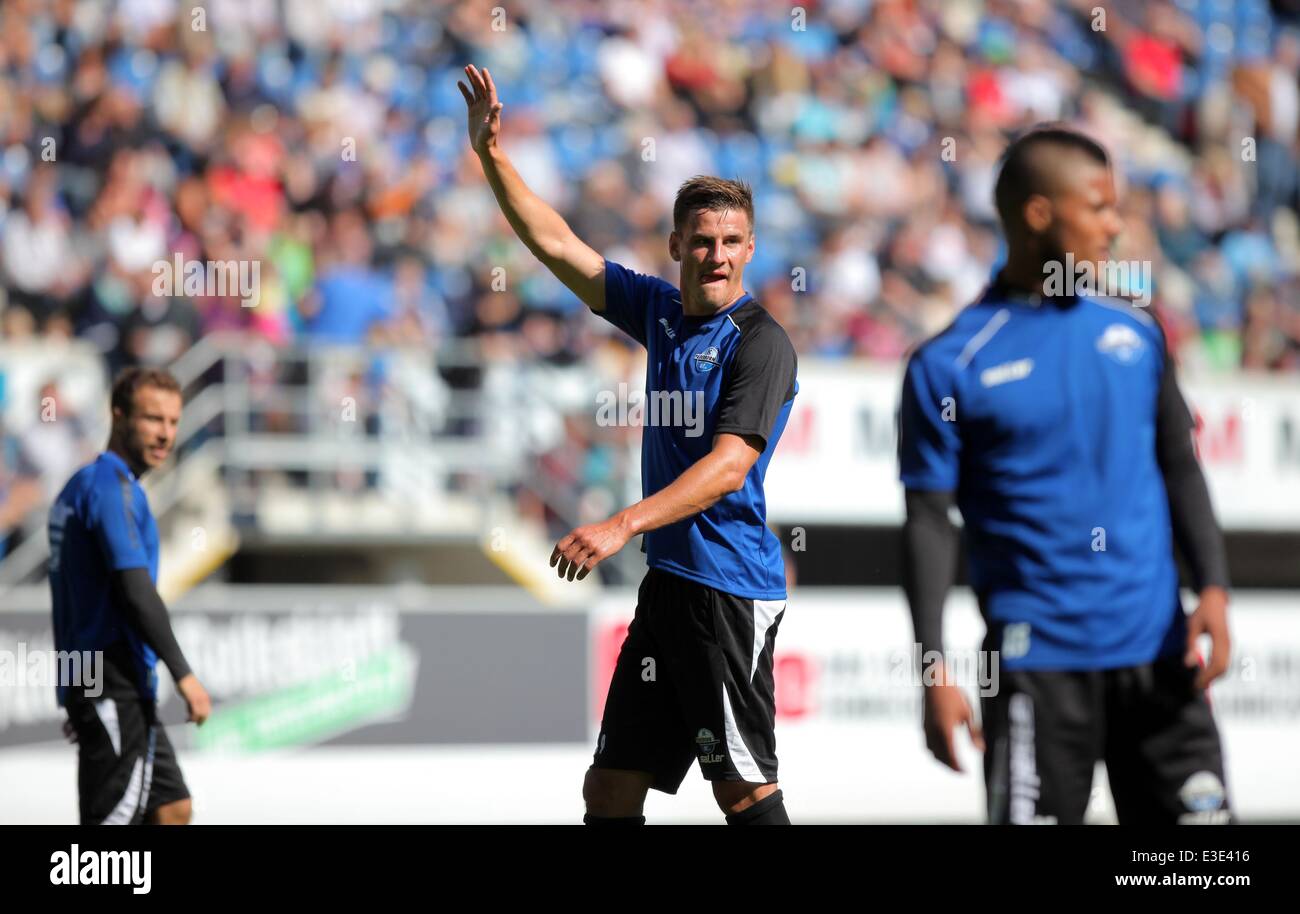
[592,568,786,794]
[65,692,190,825]
[981,643,1232,825]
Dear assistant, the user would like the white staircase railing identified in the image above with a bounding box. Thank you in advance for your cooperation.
[1,334,641,595]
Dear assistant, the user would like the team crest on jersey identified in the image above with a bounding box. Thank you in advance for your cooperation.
[1095,323,1146,364]
[693,346,720,372]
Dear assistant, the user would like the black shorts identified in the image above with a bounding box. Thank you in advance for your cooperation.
[592,568,786,794]
[66,693,190,825]
[982,652,1232,825]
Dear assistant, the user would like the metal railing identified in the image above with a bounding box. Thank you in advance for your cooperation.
[1,334,642,590]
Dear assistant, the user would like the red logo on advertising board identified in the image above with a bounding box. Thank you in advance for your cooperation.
[593,619,819,723]
[775,653,816,720]
[775,406,815,455]
[1194,409,1242,464]
[593,620,631,720]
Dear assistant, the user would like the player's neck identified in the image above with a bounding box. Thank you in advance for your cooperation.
[681,290,747,319]
[106,438,148,479]
[997,254,1050,297]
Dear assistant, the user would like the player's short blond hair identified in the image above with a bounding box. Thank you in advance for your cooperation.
[673,176,754,235]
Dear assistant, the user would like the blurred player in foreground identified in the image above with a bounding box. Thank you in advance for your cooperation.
[49,368,211,824]
[460,64,797,825]
[899,126,1232,824]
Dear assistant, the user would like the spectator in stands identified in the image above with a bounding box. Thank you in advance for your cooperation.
[0,414,42,560]
[20,380,96,503]
[0,0,1293,374]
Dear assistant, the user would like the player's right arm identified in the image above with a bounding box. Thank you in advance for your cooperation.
[458,64,605,312]
[110,570,210,724]
[90,476,211,724]
[1152,323,1231,689]
[898,351,983,771]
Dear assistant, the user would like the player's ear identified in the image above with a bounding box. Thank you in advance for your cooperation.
[1023,195,1052,234]
[668,230,680,263]
[745,231,755,263]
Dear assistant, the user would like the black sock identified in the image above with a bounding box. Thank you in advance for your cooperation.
[725,789,790,825]
[583,813,646,825]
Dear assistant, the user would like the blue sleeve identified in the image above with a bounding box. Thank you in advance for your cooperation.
[601,260,676,347]
[89,472,150,571]
[898,349,961,491]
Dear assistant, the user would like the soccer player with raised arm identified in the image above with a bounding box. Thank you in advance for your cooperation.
[460,65,797,825]
[898,126,1233,824]
[49,367,211,825]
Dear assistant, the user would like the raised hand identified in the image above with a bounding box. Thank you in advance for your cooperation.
[457,64,503,157]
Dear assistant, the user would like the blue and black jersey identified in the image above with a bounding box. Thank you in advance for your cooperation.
[49,451,161,705]
[601,260,798,601]
[898,282,1216,670]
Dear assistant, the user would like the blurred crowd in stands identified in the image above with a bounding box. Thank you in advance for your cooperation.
[2,0,1297,370]
[1,0,1298,555]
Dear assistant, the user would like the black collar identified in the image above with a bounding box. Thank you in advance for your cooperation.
[980,270,1079,309]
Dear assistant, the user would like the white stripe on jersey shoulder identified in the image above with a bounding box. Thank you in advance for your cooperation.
[1092,297,1156,327]
[955,308,1011,369]
[726,313,740,332]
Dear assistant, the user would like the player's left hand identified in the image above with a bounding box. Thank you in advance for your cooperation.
[457,63,503,157]
[177,673,212,725]
[551,515,633,582]
[1185,585,1231,690]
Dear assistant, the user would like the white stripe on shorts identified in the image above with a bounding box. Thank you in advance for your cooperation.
[722,684,765,782]
[750,599,785,682]
[1008,693,1039,824]
[137,726,158,818]
[93,698,121,756]
[101,757,145,825]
